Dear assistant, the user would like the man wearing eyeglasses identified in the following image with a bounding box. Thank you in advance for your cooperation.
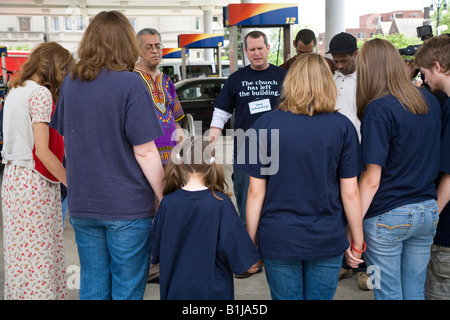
[134,28,186,284]
[135,28,185,165]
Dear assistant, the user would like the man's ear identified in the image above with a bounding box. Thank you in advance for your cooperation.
[434,61,444,73]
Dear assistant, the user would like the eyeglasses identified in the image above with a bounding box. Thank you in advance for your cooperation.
[145,43,164,51]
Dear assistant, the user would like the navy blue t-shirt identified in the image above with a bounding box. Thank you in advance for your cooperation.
[213,64,286,160]
[361,91,441,219]
[435,97,450,248]
[50,70,164,220]
[235,110,363,260]
[151,189,261,300]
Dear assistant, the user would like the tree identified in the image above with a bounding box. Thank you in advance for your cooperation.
[370,33,422,49]
[267,24,316,66]
[431,10,450,35]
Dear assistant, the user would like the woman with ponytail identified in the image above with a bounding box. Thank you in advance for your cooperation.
[151,136,261,300]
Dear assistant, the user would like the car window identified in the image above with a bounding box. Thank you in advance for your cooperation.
[159,66,175,78]
[178,82,221,101]
[186,65,213,78]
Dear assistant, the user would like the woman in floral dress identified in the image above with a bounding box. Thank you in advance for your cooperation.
[2,42,74,299]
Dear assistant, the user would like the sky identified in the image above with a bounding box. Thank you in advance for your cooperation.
[297,0,431,32]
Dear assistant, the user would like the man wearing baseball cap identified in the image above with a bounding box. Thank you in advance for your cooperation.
[327,32,361,141]
[329,32,368,291]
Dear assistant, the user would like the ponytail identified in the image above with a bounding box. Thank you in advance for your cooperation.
[204,160,232,201]
[162,159,185,196]
[164,136,232,200]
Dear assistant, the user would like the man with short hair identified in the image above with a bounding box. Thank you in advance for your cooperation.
[415,34,450,300]
[279,29,335,73]
[327,32,361,141]
[135,28,185,164]
[209,31,286,241]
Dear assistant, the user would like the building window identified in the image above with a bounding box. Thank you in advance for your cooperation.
[65,16,84,31]
[195,17,201,30]
[128,18,136,31]
[53,17,60,32]
[18,17,31,31]
[357,33,366,39]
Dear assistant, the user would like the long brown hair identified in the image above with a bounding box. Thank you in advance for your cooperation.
[10,42,74,102]
[163,137,231,201]
[72,11,139,81]
[279,53,337,116]
[356,38,429,121]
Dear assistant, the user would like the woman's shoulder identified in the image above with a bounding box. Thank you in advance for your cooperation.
[28,82,52,103]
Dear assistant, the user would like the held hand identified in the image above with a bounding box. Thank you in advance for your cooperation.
[345,247,364,269]
[247,260,262,274]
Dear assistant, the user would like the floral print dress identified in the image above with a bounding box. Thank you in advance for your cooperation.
[2,85,66,300]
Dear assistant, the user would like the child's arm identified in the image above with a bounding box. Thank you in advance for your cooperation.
[341,176,365,268]
[246,176,267,244]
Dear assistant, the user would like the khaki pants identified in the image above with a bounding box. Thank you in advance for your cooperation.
[426,244,450,300]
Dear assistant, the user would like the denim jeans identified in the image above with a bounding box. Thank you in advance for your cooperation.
[70,217,152,300]
[61,196,68,228]
[363,199,439,300]
[263,255,343,300]
[426,244,450,300]
[232,165,250,224]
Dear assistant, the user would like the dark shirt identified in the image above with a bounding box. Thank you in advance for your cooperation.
[435,97,450,247]
[361,91,441,219]
[213,64,286,162]
[236,109,363,260]
[151,189,261,300]
[50,70,164,220]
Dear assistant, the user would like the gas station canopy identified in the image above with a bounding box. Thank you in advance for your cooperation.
[0,0,235,17]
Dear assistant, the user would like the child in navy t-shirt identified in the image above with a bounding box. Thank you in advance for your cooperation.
[151,137,261,300]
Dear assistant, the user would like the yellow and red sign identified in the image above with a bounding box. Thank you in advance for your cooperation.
[162,48,189,59]
[223,3,298,27]
[178,34,224,48]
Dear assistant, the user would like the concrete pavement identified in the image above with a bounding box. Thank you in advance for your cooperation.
[0,136,374,300]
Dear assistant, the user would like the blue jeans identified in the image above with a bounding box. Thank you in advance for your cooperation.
[70,217,152,300]
[61,196,68,228]
[233,165,250,224]
[263,255,343,300]
[363,200,439,300]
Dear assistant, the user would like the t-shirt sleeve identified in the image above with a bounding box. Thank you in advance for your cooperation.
[50,81,66,136]
[29,86,53,124]
[361,103,391,167]
[339,118,364,178]
[125,88,164,146]
[212,76,235,114]
[217,198,261,275]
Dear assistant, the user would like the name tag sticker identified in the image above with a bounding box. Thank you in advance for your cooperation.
[249,99,271,115]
